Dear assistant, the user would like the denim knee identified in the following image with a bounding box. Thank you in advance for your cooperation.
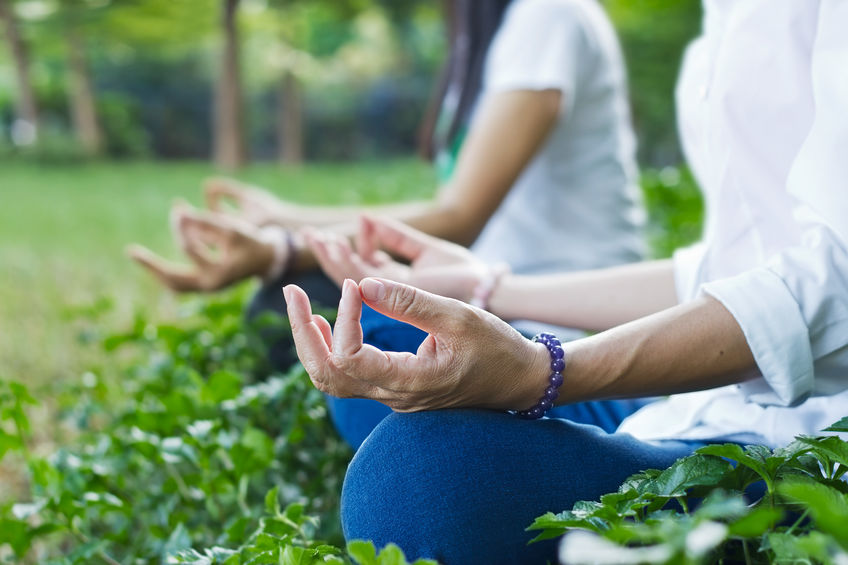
[340,410,562,565]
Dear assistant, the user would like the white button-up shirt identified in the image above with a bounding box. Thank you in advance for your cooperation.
[618,0,848,448]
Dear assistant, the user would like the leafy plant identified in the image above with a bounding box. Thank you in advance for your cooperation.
[529,420,848,565]
[0,288,352,563]
[171,490,437,565]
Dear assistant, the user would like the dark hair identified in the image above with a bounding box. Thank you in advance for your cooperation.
[419,0,514,160]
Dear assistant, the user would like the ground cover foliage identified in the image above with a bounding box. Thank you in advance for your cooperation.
[7,164,845,563]
[529,420,848,564]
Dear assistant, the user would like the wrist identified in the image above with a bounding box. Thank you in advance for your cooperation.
[470,263,510,309]
[506,339,554,412]
[487,272,517,319]
[258,226,296,281]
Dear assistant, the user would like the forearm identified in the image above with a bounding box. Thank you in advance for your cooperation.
[268,199,433,229]
[489,259,679,331]
[553,294,756,404]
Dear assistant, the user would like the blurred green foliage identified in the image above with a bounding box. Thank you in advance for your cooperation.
[0,0,701,164]
[0,0,443,161]
[605,0,702,165]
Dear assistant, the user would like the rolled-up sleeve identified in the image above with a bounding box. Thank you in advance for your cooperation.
[702,225,848,406]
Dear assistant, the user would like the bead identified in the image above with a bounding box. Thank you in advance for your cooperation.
[516,333,567,420]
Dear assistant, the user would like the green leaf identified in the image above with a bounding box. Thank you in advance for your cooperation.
[696,444,781,490]
[726,505,782,537]
[0,517,32,557]
[823,416,848,433]
[691,490,748,522]
[283,502,305,525]
[265,487,282,516]
[643,453,732,497]
[279,545,317,565]
[347,540,378,565]
[162,523,193,561]
[797,435,848,469]
[201,371,244,404]
[376,543,410,565]
[778,479,848,549]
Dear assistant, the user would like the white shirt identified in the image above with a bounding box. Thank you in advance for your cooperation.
[469,0,645,275]
[619,0,848,448]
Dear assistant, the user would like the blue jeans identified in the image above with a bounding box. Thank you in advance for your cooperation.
[342,410,703,564]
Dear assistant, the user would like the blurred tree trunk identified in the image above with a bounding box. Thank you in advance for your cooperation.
[65,27,102,156]
[276,70,303,164]
[213,0,247,170]
[0,0,39,140]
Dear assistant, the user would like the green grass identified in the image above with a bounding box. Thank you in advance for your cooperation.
[0,159,437,390]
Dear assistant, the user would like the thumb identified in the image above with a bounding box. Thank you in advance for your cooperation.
[359,277,466,335]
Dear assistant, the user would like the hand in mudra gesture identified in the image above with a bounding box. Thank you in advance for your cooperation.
[306,216,490,303]
[204,177,303,229]
[128,202,279,292]
[284,277,549,413]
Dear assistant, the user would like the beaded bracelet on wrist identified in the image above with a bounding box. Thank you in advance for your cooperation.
[515,332,565,420]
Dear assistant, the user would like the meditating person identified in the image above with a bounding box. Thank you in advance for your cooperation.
[284,1,848,563]
[130,0,650,444]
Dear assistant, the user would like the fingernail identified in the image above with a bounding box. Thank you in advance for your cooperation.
[342,278,354,299]
[360,278,386,302]
[282,285,292,303]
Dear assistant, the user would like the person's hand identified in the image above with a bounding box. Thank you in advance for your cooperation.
[205,177,302,228]
[306,216,490,302]
[128,202,280,292]
[284,277,550,412]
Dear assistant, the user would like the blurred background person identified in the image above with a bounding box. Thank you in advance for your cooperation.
[131,0,643,339]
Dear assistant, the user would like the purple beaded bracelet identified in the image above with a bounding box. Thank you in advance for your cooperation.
[515,332,565,420]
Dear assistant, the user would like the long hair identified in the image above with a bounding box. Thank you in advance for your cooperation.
[418,0,514,160]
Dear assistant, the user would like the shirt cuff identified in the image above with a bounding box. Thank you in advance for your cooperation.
[702,268,814,406]
[672,242,707,302]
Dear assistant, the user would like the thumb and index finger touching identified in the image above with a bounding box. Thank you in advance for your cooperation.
[356,216,436,263]
[204,177,248,212]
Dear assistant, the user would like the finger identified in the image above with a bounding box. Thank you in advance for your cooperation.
[356,215,378,261]
[284,284,381,399]
[333,279,364,357]
[312,314,333,349]
[369,216,436,261]
[204,177,245,212]
[359,277,470,336]
[169,200,193,253]
[180,209,244,246]
[172,206,219,267]
[126,244,203,292]
[305,230,346,287]
[283,284,332,368]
